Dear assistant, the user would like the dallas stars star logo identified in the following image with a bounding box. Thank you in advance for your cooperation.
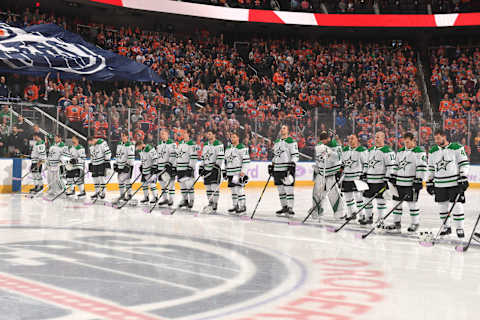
[226,153,236,164]
[368,158,381,168]
[397,158,410,171]
[203,150,214,161]
[436,156,452,172]
[177,150,187,159]
[273,147,285,160]
[343,156,356,168]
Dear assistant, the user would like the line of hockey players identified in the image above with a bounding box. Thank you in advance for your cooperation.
[28,125,477,240]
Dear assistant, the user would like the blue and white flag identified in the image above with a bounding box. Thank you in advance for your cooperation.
[0,23,163,82]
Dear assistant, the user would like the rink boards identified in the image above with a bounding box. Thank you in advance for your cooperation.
[0,159,479,193]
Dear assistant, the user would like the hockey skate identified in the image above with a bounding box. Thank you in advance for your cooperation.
[150,196,158,204]
[90,192,99,200]
[236,206,247,216]
[66,189,75,196]
[308,206,324,220]
[407,224,419,232]
[228,205,238,214]
[140,197,150,205]
[178,200,189,208]
[188,201,194,209]
[439,226,452,236]
[157,198,169,206]
[287,207,295,217]
[473,232,480,243]
[276,206,288,217]
[383,221,401,233]
[456,228,465,238]
[358,215,373,225]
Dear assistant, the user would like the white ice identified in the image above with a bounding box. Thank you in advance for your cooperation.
[0,187,478,320]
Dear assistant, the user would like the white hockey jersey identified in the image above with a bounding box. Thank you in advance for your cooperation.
[342,145,368,181]
[225,143,250,176]
[202,140,224,171]
[67,144,86,170]
[48,142,69,167]
[89,139,111,166]
[314,139,342,177]
[139,144,158,175]
[176,140,198,171]
[272,137,299,172]
[365,145,396,183]
[393,146,427,187]
[427,143,470,188]
[31,140,47,165]
[115,141,135,169]
[157,139,177,170]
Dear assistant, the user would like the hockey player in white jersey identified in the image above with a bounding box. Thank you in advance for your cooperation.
[176,130,198,209]
[385,132,427,232]
[136,140,159,204]
[310,131,345,220]
[65,135,86,198]
[88,136,112,200]
[200,131,224,214]
[270,125,299,216]
[114,131,135,203]
[224,132,250,215]
[426,130,469,238]
[341,133,367,220]
[157,130,177,206]
[46,134,69,197]
[360,131,396,225]
[29,132,46,193]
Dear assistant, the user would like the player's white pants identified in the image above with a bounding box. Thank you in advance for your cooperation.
[92,176,106,195]
[159,174,175,202]
[392,201,420,225]
[343,191,364,218]
[179,175,195,205]
[206,184,220,205]
[313,175,344,218]
[142,174,158,199]
[118,171,132,198]
[230,185,246,209]
[439,201,464,229]
[47,165,64,195]
[32,168,43,189]
[364,197,387,220]
[277,185,294,208]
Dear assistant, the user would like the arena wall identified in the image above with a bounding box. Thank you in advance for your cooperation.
[0,159,476,193]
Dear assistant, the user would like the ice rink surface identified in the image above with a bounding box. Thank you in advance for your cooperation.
[0,187,479,320]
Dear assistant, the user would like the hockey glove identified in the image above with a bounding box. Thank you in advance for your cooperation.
[288,162,296,176]
[388,177,397,186]
[69,158,78,165]
[426,180,435,195]
[459,176,469,192]
[165,163,173,174]
[222,170,227,180]
[413,178,423,192]
[199,165,205,176]
[59,165,65,176]
[268,164,274,176]
[113,163,119,173]
[186,167,194,177]
[104,162,112,170]
[360,173,367,183]
[88,163,93,172]
[335,170,342,182]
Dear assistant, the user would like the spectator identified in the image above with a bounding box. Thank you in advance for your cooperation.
[0,76,9,98]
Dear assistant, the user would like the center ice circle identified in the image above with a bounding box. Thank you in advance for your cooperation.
[0,226,304,319]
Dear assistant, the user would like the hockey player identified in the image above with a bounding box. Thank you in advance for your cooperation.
[426,130,469,238]
[385,132,427,232]
[176,130,198,209]
[270,125,299,216]
[87,136,112,200]
[200,131,224,213]
[29,132,46,193]
[65,135,86,198]
[114,130,135,202]
[310,131,345,220]
[341,133,368,220]
[360,131,395,225]
[136,140,159,204]
[224,132,250,215]
[46,134,69,197]
[157,130,177,206]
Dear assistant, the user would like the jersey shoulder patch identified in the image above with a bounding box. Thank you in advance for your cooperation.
[429,145,440,154]
[355,146,367,152]
[448,142,463,150]
[380,145,393,153]
[398,147,405,152]
[368,146,375,151]
[187,140,195,146]
[412,146,424,153]
[144,144,152,152]
[75,145,84,150]
[213,140,222,146]
[342,146,351,152]
[274,138,281,143]
[285,137,295,143]
[124,142,133,147]
[58,142,65,147]
[327,138,339,147]
[166,139,173,144]
[237,143,245,149]
[96,139,104,145]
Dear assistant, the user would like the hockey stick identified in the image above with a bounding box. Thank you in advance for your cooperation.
[13,170,31,182]
[169,174,202,215]
[420,193,461,247]
[115,171,161,210]
[327,185,387,233]
[355,197,406,239]
[47,172,86,202]
[455,213,480,252]
[109,171,142,207]
[242,174,272,221]
[85,170,116,206]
